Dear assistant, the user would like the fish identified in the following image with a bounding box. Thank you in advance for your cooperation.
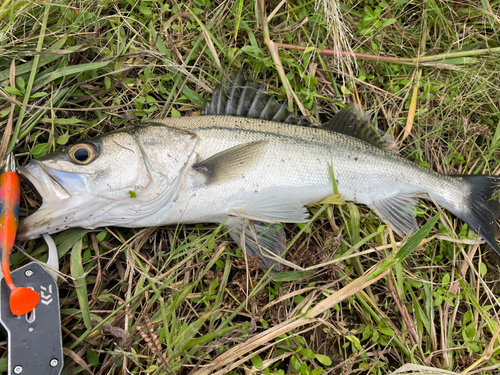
[16,70,500,270]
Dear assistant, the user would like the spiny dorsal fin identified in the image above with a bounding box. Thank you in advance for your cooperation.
[204,69,309,126]
[325,107,398,151]
[193,141,268,185]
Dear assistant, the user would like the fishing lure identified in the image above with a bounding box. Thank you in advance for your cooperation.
[0,152,39,316]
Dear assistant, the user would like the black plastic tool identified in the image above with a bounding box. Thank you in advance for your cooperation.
[0,262,63,375]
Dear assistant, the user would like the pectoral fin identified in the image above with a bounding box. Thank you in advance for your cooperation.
[224,217,286,271]
[369,193,419,237]
[193,141,268,185]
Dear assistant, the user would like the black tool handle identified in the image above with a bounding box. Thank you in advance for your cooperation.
[0,262,63,375]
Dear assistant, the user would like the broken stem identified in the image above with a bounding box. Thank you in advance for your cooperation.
[258,0,309,116]
[280,43,500,66]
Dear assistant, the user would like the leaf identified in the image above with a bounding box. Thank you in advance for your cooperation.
[30,92,47,99]
[104,76,112,90]
[251,354,263,369]
[55,229,90,258]
[182,85,205,106]
[171,107,180,117]
[71,239,92,330]
[172,312,210,357]
[381,18,397,27]
[403,71,421,142]
[379,326,395,336]
[463,310,473,326]
[297,222,312,233]
[208,278,218,295]
[272,270,315,282]
[0,37,69,84]
[33,61,110,92]
[315,354,332,366]
[63,348,93,374]
[31,143,48,159]
[442,57,477,65]
[139,6,153,17]
[0,106,10,118]
[96,231,107,242]
[480,262,487,277]
[87,348,99,367]
[4,86,22,95]
[240,45,264,57]
[299,348,315,359]
[316,194,345,205]
[55,118,83,125]
[144,365,158,373]
[57,131,69,145]
[392,215,440,264]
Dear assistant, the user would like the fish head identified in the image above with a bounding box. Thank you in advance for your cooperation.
[18,124,197,239]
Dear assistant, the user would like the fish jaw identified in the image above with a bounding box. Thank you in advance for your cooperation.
[17,162,107,239]
[18,163,72,204]
[17,157,188,240]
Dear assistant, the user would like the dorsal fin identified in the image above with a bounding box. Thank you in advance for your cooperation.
[325,107,398,151]
[204,69,309,126]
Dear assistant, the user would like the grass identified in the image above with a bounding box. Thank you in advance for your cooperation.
[1,0,500,374]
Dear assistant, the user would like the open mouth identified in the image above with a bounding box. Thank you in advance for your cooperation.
[18,162,72,206]
[16,162,76,240]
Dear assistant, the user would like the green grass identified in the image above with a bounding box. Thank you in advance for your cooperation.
[1,0,500,374]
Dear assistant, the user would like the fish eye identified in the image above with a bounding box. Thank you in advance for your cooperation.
[68,144,97,164]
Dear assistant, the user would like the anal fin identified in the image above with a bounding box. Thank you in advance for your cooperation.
[369,193,419,237]
[224,217,286,271]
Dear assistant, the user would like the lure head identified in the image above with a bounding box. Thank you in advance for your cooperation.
[18,124,197,240]
[0,152,16,174]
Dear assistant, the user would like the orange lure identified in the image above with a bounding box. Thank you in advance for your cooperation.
[0,153,39,316]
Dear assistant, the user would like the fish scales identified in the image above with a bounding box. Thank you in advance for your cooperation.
[148,115,464,225]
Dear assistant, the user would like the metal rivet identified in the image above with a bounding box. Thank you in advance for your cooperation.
[13,366,23,374]
[28,327,34,333]
[50,359,58,367]
[24,270,33,277]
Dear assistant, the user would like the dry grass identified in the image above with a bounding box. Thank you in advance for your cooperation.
[0,0,499,374]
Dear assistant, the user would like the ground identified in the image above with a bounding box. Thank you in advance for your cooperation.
[0,0,500,374]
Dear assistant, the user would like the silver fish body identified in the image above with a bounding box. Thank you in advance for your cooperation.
[146,116,464,227]
[17,75,500,269]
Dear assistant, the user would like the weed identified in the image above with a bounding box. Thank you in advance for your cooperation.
[0,0,499,374]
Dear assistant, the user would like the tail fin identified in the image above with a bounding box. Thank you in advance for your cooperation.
[453,175,500,255]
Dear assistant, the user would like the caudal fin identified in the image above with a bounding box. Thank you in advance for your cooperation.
[453,175,500,255]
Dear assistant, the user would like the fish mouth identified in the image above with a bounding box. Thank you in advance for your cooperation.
[17,162,77,240]
[18,162,72,205]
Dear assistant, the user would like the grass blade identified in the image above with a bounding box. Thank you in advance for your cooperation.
[70,238,92,331]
